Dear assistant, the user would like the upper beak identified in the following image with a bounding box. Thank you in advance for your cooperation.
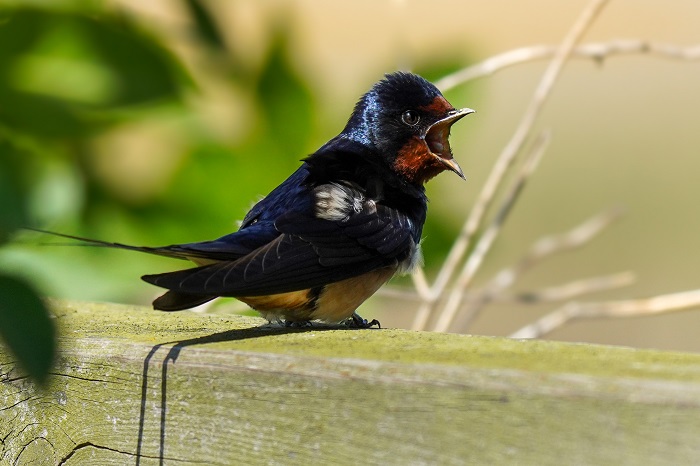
[441,107,476,124]
[424,107,475,180]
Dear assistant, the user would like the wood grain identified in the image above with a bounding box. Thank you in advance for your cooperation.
[2,300,700,465]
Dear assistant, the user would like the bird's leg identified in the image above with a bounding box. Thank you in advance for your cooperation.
[346,312,381,329]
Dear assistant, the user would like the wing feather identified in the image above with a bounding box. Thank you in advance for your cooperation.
[142,197,417,297]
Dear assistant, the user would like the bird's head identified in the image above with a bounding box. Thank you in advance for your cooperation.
[343,72,474,185]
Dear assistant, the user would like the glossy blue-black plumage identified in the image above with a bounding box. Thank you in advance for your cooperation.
[140,73,451,310]
[39,72,469,316]
[141,159,423,301]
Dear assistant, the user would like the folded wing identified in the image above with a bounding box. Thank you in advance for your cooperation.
[142,201,416,297]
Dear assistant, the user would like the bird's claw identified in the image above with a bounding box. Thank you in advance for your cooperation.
[284,320,313,328]
[347,312,381,329]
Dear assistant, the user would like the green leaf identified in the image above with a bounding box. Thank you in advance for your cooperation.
[0,7,191,140]
[183,0,227,52]
[0,138,30,243]
[0,8,46,63]
[0,87,96,139]
[255,29,314,156]
[0,273,56,385]
[77,13,190,106]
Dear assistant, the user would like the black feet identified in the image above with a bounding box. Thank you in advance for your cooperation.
[284,320,313,328]
[346,312,381,329]
[281,313,380,329]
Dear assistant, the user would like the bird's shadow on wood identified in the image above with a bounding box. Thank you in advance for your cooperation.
[133,322,356,465]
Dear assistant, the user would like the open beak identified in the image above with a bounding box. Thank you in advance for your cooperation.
[424,107,475,180]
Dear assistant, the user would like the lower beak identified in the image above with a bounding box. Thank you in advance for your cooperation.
[440,157,465,179]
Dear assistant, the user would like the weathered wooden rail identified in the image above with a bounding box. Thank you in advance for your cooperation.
[2,300,700,465]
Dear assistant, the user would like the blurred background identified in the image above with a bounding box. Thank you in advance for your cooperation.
[2,0,700,351]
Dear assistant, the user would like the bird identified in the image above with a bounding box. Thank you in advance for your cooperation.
[37,72,474,328]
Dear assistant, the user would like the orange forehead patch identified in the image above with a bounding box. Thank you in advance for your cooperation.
[419,96,454,115]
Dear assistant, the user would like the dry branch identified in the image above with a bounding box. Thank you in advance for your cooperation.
[411,0,611,331]
[380,272,634,308]
[432,130,551,332]
[447,208,624,332]
[505,272,636,304]
[463,207,623,305]
[510,289,700,339]
[436,40,700,91]
[408,6,700,337]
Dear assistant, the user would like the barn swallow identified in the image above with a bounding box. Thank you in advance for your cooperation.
[38,72,474,327]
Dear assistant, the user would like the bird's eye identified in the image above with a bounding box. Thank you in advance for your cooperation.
[401,110,420,126]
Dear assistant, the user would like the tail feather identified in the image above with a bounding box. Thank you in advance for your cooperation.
[152,290,216,311]
[28,228,221,311]
[26,228,192,261]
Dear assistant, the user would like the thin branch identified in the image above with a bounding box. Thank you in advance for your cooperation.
[459,207,624,313]
[412,0,611,332]
[381,271,633,308]
[432,129,551,332]
[410,266,432,300]
[408,262,435,331]
[515,207,624,266]
[376,286,421,301]
[510,289,700,339]
[436,40,700,91]
[409,271,436,330]
[503,271,636,304]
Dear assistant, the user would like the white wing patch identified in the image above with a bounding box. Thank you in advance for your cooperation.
[398,239,423,274]
[314,182,365,221]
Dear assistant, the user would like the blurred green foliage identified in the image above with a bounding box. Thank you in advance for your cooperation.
[0,3,194,383]
[0,2,474,382]
[0,273,54,385]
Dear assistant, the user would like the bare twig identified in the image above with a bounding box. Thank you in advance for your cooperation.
[383,269,633,303]
[409,271,436,330]
[411,0,611,332]
[503,271,636,304]
[410,266,432,300]
[513,207,624,268]
[457,207,624,317]
[382,271,633,306]
[510,289,700,339]
[432,130,551,332]
[376,286,421,301]
[436,40,700,91]
[408,261,435,331]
